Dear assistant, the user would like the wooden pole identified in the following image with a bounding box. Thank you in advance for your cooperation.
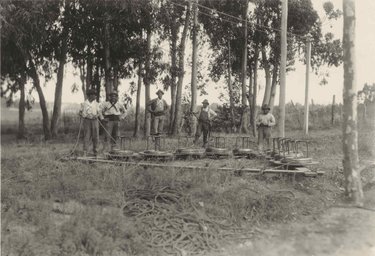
[279,0,288,137]
[342,0,363,205]
[303,38,311,135]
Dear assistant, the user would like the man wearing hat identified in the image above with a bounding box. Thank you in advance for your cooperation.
[193,99,217,148]
[147,89,168,134]
[100,91,126,151]
[79,89,100,156]
[256,104,276,152]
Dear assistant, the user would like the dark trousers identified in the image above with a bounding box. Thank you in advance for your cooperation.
[257,126,271,151]
[104,120,119,150]
[83,118,99,154]
[194,122,210,146]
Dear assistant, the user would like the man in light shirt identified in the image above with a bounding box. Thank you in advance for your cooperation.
[79,89,100,156]
[147,89,168,134]
[256,104,276,152]
[100,91,126,151]
[193,99,217,148]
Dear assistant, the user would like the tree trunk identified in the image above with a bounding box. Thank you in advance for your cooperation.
[190,0,198,136]
[342,0,363,205]
[113,61,119,92]
[144,29,152,137]
[241,0,248,107]
[28,58,51,140]
[240,0,249,134]
[51,32,68,138]
[104,17,112,100]
[134,63,142,138]
[169,24,178,133]
[268,65,278,110]
[86,60,93,90]
[172,3,191,136]
[331,94,336,125]
[17,74,26,139]
[79,61,87,100]
[252,44,259,137]
[248,68,253,130]
[228,40,235,132]
[93,62,101,99]
[261,46,272,106]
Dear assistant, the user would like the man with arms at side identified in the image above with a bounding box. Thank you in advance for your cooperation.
[147,89,168,135]
[256,104,276,153]
[193,99,217,148]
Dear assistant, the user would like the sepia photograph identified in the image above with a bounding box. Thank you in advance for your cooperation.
[1,0,374,255]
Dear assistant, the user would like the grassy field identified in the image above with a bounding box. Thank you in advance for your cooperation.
[1,119,375,255]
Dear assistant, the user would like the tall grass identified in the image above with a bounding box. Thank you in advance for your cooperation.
[1,138,343,255]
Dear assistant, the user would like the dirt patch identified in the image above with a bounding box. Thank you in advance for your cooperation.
[208,178,375,256]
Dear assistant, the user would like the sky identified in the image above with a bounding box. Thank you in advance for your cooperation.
[24,0,375,108]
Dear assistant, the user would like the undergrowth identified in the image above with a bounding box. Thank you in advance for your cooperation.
[4,126,372,255]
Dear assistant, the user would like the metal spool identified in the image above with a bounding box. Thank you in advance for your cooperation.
[139,150,174,161]
[233,148,254,157]
[205,147,232,158]
[106,149,138,160]
[175,148,206,159]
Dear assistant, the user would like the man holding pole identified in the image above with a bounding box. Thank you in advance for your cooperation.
[100,91,126,151]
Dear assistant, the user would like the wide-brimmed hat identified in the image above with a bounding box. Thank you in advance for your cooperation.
[109,91,118,96]
[86,89,96,96]
[156,89,164,95]
[261,104,270,110]
[202,99,209,105]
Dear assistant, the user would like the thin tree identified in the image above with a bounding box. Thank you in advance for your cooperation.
[342,0,363,205]
[172,2,191,135]
[144,29,152,137]
[190,0,198,135]
[240,0,249,134]
[134,63,143,138]
[279,0,288,137]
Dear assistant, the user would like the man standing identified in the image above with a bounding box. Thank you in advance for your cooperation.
[256,104,276,152]
[147,89,168,134]
[79,89,100,156]
[100,91,126,151]
[193,99,217,148]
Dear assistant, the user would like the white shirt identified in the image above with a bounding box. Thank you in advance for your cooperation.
[154,98,165,112]
[256,113,276,126]
[195,106,217,121]
[80,100,100,119]
[100,101,126,120]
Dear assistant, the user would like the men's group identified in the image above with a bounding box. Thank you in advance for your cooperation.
[80,88,276,157]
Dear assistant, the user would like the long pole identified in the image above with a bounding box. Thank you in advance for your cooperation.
[304,39,311,135]
[279,0,288,137]
[343,0,362,205]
